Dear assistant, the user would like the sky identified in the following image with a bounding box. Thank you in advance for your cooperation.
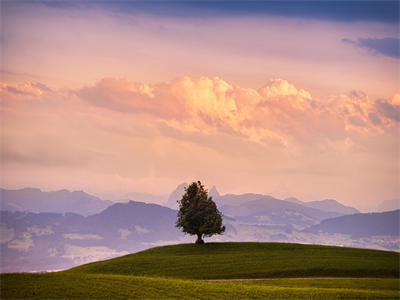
[0,1,399,211]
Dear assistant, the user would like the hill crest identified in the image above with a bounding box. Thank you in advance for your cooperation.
[68,241,399,280]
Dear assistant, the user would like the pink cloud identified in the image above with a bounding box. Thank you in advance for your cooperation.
[1,76,398,207]
[72,76,399,150]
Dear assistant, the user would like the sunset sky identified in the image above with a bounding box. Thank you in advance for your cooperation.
[1,1,399,211]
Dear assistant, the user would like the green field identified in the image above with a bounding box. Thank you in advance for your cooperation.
[68,242,399,279]
[1,242,399,299]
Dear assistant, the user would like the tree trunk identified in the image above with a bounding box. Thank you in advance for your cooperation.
[195,233,204,244]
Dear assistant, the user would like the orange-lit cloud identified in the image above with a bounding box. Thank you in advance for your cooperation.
[1,77,399,210]
[74,77,399,148]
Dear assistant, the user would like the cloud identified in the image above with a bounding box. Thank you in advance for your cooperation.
[258,78,311,100]
[7,232,34,252]
[1,77,399,207]
[348,115,366,127]
[0,82,48,99]
[48,248,58,257]
[76,78,159,115]
[63,233,103,240]
[134,225,150,234]
[342,37,400,59]
[76,76,238,123]
[3,77,399,149]
[61,245,128,264]
[0,224,15,244]
[118,229,131,239]
[27,225,54,236]
[368,112,382,126]
[5,86,35,96]
[3,77,398,156]
[375,99,400,122]
[75,77,399,149]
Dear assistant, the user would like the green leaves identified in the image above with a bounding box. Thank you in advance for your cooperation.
[176,181,225,243]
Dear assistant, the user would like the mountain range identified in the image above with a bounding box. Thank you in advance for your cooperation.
[215,194,343,229]
[0,185,398,273]
[166,184,359,229]
[0,188,112,216]
[284,197,359,215]
[305,210,400,237]
[1,200,183,272]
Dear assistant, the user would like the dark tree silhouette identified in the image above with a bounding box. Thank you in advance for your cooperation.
[176,181,225,244]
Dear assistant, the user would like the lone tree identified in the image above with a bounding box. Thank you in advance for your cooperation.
[176,181,225,244]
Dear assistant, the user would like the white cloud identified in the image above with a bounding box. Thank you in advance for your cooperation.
[62,245,128,264]
[134,225,150,234]
[48,248,58,257]
[63,233,103,240]
[8,232,33,252]
[27,225,54,236]
[118,228,131,239]
[0,224,15,244]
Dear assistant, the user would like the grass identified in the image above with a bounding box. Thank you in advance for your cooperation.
[68,242,399,279]
[1,273,399,299]
[1,242,399,299]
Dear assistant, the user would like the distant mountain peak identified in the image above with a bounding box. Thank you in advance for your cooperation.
[165,183,220,208]
[209,186,220,199]
[165,182,188,209]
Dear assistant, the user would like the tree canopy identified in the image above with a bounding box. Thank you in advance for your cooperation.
[176,181,225,244]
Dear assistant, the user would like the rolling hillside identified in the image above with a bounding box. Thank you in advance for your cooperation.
[69,242,398,279]
[2,242,399,299]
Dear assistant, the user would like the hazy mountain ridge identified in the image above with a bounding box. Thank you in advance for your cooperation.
[305,210,400,237]
[167,184,359,220]
[215,194,341,229]
[285,197,359,215]
[1,186,398,273]
[2,203,398,273]
[0,201,184,272]
[0,188,113,216]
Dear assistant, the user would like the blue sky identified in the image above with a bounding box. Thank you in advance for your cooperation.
[35,1,400,60]
[40,0,399,22]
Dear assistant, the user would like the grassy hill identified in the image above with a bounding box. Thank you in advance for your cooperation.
[68,242,399,279]
[1,242,399,299]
